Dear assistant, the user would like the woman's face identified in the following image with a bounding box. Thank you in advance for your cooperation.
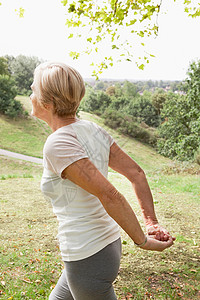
[30,83,50,122]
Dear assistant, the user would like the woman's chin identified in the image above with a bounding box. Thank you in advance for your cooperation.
[31,110,36,117]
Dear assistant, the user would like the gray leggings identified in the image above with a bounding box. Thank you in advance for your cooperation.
[49,238,121,300]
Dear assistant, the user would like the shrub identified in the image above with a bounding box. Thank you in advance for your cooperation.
[127,96,161,127]
[0,75,24,118]
[103,109,157,146]
[83,90,111,114]
[151,89,167,114]
[108,96,130,111]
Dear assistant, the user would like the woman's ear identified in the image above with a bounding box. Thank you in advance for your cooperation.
[43,103,53,111]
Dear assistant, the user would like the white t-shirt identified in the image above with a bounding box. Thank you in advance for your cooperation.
[41,119,120,262]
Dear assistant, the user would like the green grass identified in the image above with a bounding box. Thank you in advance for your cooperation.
[0,98,200,299]
[0,96,51,158]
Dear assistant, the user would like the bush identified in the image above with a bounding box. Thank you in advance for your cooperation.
[127,96,161,127]
[151,89,167,114]
[83,90,111,114]
[103,109,157,146]
[108,96,130,112]
[0,75,25,118]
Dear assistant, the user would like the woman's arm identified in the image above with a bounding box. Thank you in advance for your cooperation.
[61,158,174,251]
[109,142,174,241]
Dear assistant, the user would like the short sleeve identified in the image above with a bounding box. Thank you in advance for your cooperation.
[43,129,88,178]
[94,124,115,147]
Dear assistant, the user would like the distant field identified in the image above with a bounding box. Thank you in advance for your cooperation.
[0,97,199,299]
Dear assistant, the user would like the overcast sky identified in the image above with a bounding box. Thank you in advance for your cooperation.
[0,0,200,80]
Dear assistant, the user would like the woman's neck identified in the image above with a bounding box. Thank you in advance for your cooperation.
[48,115,79,132]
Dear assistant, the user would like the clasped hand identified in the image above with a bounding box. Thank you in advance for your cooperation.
[139,224,176,252]
[146,223,176,242]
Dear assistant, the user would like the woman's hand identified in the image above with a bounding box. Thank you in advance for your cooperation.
[140,235,174,252]
[146,223,176,242]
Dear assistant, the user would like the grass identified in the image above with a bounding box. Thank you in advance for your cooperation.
[0,97,200,299]
[0,96,51,158]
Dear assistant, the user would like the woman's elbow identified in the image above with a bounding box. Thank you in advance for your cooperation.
[129,166,146,184]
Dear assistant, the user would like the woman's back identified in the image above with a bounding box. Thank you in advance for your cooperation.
[41,120,120,262]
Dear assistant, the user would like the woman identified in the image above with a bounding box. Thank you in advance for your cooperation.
[30,62,175,300]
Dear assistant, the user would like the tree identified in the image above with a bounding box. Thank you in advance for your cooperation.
[106,85,116,96]
[157,60,200,163]
[83,90,111,114]
[122,81,138,100]
[0,75,24,118]
[61,0,200,77]
[128,95,160,127]
[94,81,105,91]
[10,55,42,95]
[108,96,130,111]
[0,57,10,76]
[152,89,167,114]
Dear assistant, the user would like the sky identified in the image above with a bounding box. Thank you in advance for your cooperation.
[0,0,200,80]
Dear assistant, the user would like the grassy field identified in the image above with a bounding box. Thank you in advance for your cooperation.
[0,98,200,299]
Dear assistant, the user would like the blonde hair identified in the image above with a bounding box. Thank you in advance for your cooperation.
[33,62,85,117]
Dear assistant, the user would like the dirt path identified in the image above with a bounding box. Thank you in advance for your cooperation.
[0,149,43,164]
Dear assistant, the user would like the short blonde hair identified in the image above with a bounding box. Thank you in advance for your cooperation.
[33,62,85,117]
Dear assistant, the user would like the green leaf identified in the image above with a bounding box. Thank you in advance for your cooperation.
[112,45,119,50]
[96,35,102,42]
[68,4,76,13]
[69,51,80,59]
[138,31,144,37]
[138,64,145,70]
[65,19,73,27]
[15,7,25,18]
[87,37,92,43]
[68,33,74,39]
[126,19,137,26]
[61,0,68,6]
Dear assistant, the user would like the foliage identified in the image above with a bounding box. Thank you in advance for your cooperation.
[0,57,10,76]
[62,0,200,77]
[106,85,116,96]
[9,55,42,95]
[62,0,161,77]
[157,60,200,163]
[82,89,112,114]
[151,89,167,114]
[127,95,161,127]
[103,109,157,146]
[94,81,105,91]
[108,96,130,111]
[0,75,25,118]
[121,80,138,99]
